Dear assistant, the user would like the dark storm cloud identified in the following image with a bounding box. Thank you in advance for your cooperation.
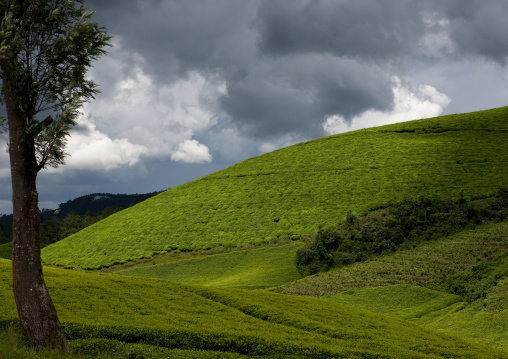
[83,0,508,142]
[221,55,393,139]
[86,0,259,81]
[433,0,508,65]
[255,0,426,59]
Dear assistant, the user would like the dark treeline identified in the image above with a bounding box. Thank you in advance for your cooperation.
[40,192,162,220]
[296,187,508,276]
[0,192,162,245]
[39,208,117,248]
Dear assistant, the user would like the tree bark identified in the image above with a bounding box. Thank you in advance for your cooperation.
[5,94,69,351]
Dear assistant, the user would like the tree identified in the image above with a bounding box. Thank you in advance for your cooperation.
[0,0,110,350]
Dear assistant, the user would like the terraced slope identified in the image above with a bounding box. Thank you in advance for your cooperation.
[1,259,506,358]
[325,284,508,351]
[42,107,508,269]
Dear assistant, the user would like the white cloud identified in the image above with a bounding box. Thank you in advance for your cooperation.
[323,78,451,135]
[171,139,212,164]
[81,43,224,163]
[63,119,149,171]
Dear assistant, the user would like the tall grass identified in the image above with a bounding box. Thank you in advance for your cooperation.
[42,107,508,269]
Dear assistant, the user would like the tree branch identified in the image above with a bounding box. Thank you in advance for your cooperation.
[32,115,53,135]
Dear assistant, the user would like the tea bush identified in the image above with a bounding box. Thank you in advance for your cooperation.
[0,242,11,260]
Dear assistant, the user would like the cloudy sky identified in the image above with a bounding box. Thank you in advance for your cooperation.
[1,0,508,214]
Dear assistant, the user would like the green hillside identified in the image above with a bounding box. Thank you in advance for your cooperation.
[42,107,508,269]
[1,259,506,358]
[116,242,305,289]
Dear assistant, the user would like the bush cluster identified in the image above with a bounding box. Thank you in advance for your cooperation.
[296,187,508,276]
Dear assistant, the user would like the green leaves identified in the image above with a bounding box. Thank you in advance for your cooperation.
[0,0,110,171]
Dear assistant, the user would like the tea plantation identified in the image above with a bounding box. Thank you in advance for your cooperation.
[42,106,508,269]
[1,258,506,358]
[2,107,508,357]
[279,220,508,351]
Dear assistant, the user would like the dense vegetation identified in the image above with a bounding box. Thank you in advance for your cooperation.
[279,221,508,297]
[42,107,508,269]
[295,187,508,276]
[1,259,506,358]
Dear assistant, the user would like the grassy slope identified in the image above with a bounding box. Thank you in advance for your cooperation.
[1,259,506,358]
[116,242,305,289]
[42,107,508,269]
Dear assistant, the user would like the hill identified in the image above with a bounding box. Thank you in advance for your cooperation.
[1,258,506,358]
[42,107,508,269]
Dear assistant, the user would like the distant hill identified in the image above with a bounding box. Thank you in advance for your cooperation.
[0,192,161,245]
[42,106,508,269]
[41,191,162,219]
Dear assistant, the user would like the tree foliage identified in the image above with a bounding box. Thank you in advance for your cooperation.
[0,0,110,169]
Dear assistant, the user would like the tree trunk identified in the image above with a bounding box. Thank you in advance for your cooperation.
[5,95,69,351]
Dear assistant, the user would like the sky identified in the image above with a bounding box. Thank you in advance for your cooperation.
[1,0,508,214]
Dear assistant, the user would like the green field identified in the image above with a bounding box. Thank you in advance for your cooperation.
[2,107,508,357]
[324,284,463,320]
[1,258,507,358]
[116,242,305,289]
[42,107,508,269]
